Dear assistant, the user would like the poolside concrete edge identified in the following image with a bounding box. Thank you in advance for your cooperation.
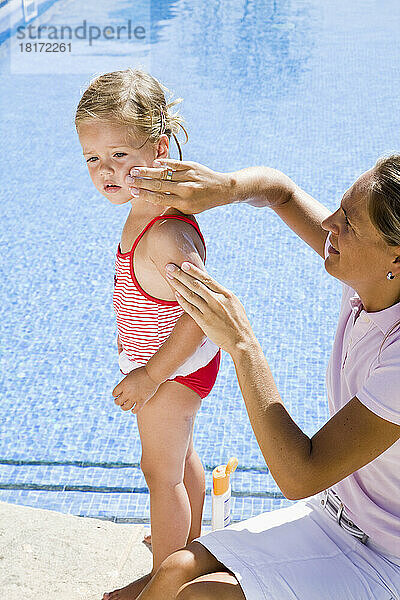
[0,500,153,600]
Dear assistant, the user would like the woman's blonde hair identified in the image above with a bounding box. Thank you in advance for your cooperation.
[75,68,188,159]
[368,154,400,359]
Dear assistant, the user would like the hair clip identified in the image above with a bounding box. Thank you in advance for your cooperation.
[159,105,166,133]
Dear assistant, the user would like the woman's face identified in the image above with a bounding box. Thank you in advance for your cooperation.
[322,168,400,296]
[78,120,168,205]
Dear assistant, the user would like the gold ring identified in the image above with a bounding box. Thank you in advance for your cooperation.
[162,168,173,181]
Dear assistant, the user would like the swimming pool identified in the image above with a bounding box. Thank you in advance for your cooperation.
[1,0,400,524]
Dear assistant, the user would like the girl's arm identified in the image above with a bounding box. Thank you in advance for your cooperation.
[145,313,207,385]
[142,219,211,386]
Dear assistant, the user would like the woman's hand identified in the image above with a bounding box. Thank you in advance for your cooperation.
[164,261,254,354]
[112,367,160,415]
[124,159,233,214]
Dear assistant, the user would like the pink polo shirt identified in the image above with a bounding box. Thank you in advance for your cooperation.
[324,233,400,556]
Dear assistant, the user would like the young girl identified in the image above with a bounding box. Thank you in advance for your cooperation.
[75,68,221,600]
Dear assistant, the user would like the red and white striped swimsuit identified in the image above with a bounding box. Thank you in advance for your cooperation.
[113,215,220,394]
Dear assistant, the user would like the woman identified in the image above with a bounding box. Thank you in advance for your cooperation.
[125,157,400,599]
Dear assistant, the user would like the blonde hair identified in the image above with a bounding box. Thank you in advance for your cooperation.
[75,68,188,159]
[368,154,400,359]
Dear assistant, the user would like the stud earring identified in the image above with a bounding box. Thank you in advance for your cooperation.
[387,272,395,280]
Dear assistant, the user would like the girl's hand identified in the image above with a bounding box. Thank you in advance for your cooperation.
[124,159,233,215]
[117,334,123,355]
[112,367,160,415]
[164,262,254,355]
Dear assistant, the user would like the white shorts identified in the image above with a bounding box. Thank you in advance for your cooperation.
[196,493,400,599]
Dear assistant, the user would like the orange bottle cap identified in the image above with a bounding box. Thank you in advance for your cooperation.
[212,457,238,496]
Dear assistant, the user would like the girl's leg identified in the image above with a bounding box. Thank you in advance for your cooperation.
[144,425,205,546]
[103,382,202,600]
[138,380,202,573]
[184,426,205,543]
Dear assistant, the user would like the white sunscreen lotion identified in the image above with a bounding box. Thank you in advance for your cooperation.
[211,457,238,531]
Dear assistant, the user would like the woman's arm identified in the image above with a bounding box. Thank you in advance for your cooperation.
[126,161,331,258]
[229,167,331,258]
[271,186,331,259]
[230,335,400,500]
[164,262,400,500]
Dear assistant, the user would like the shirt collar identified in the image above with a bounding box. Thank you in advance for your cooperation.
[349,290,400,334]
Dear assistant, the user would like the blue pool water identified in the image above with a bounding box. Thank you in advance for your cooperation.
[1,0,400,524]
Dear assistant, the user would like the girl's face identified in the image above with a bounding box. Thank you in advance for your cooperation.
[78,120,168,205]
[321,168,400,308]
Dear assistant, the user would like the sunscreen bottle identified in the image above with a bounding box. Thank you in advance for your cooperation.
[211,457,238,531]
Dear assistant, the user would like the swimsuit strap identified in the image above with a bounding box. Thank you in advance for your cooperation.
[131,214,207,262]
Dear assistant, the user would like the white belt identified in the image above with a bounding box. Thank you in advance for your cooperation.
[320,489,369,544]
[118,337,220,378]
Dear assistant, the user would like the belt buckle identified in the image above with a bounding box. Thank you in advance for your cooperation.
[321,489,369,545]
[336,501,344,525]
[360,533,369,545]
